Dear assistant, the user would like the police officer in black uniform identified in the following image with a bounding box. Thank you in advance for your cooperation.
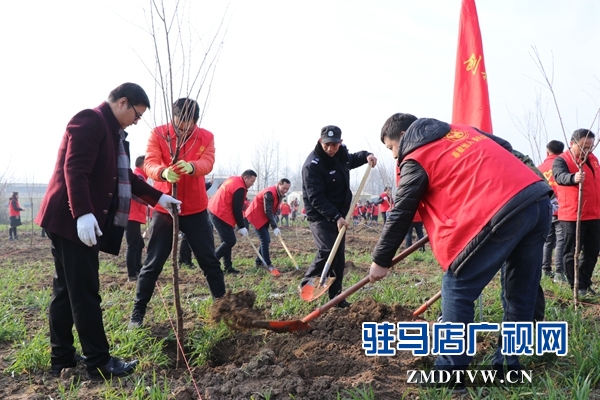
[300,125,377,307]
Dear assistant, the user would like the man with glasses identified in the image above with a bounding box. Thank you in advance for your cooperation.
[36,83,181,378]
[129,98,226,329]
[300,125,377,307]
[553,129,600,297]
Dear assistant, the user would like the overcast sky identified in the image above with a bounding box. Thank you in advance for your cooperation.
[2,0,599,184]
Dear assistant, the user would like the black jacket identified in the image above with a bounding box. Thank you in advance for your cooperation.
[552,155,587,186]
[372,118,552,275]
[302,142,370,222]
[263,189,282,229]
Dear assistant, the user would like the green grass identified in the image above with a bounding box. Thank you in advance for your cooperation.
[3,233,600,399]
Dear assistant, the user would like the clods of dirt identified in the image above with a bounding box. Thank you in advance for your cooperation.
[211,290,266,330]
[197,297,428,399]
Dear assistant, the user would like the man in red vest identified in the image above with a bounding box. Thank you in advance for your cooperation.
[370,113,552,381]
[129,98,226,329]
[537,140,565,281]
[208,170,257,274]
[280,200,291,227]
[126,155,150,282]
[244,178,291,272]
[378,187,393,224]
[553,129,600,296]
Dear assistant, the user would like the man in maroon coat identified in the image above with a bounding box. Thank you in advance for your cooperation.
[36,83,181,379]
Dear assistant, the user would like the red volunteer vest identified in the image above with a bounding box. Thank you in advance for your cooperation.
[151,125,212,215]
[404,124,542,270]
[244,186,279,229]
[9,200,21,217]
[555,152,600,221]
[537,154,559,216]
[129,167,149,224]
[280,202,291,216]
[208,175,247,227]
[379,192,391,212]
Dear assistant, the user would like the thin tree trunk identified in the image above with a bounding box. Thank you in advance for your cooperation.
[170,182,185,367]
[574,167,584,307]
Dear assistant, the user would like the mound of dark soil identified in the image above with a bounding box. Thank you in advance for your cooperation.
[193,298,429,399]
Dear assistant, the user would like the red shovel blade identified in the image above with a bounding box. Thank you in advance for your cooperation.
[267,266,281,277]
[299,277,335,301]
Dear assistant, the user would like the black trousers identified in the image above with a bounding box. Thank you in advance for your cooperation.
[209,212,237,269]
[134,210,226,313]
[125,221,145,278]
[561,219,600,290]
[47,232,111,368]
[178,234,193,265]
[302,219,346,299]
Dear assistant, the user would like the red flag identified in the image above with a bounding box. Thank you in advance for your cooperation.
[452,0,493,133]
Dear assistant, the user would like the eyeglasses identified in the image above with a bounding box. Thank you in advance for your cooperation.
[128,100,143,121]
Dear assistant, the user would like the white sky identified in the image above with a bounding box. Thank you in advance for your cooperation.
[2,0,600,184]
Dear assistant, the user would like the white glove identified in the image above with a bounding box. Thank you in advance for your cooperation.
[273,227,281,237]
[238,227,248,237]
[158,194,182,217]
[551,198,559,214]
[77,213,103,246]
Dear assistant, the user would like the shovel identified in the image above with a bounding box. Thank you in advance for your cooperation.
[300,165,372,302]
[245,235,280,277]
[278,236,300,270]
[412,290,441,317]
[254,235,430,333]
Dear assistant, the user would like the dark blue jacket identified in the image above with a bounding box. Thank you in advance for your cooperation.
[302,142,369,222]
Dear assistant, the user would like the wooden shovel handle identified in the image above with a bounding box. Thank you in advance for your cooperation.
[319,164,372,285]
[413,290,442,317]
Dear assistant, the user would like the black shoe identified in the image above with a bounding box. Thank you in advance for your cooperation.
[50,354,86,377]
[579,287,597,297]
[224,266,240,274]
[87,357,138,379]
[128,309,145,329]
[336,300,352,309]
[543,270,554,278]
[554,273,567,284]
[180,262,196,269]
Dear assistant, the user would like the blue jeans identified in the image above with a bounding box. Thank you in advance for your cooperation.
[405,222,425,250]
[435,197,551,372]
[542,217,565,273]
[255,224,272,266]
